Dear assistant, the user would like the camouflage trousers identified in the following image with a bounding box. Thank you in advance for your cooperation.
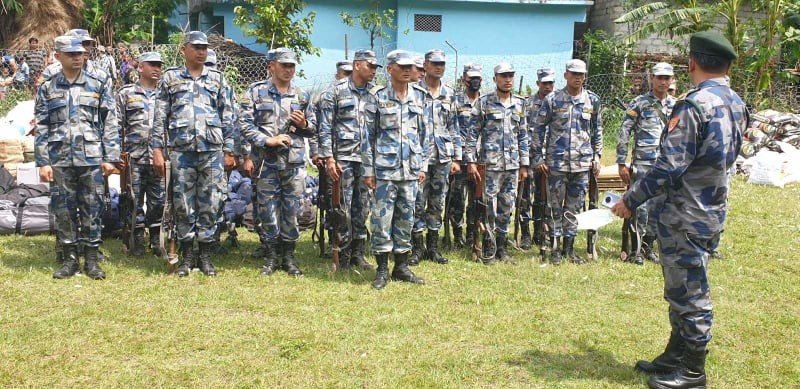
[257,165,306,242]
[51,166,104,247]
[339,160,370,241]
[370,179,418,254]
[632,164,662,237]
[130,163,165,228]
[445,166,475,228]
[518,173,534,223]
[546,170,589,237]
[658,222,717,351]
[170,150,225,243]
[413,162,450,232]
[484,170,518,235]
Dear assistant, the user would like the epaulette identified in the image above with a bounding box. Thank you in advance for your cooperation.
[164,66,182,72]
[118,83,135,92]
[673,88,704,118]
[369,84,385,95]
[411,83,426,93]
[248,79,271,90]
[334,77,348,87]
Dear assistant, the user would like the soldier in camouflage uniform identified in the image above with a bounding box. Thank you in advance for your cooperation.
[613,31,746,389]
[115,52,166,257]
[239,48,316,277]
[318,49,380,271]
[362,50,430,290]
[616,62,677,265]
[35,36,120,280]
[521,67,556,250]
[411,56,424,83]
[409,49,461,266]
[465,62,529,264]
[151,31,237,277]
[42,29,107,82]
[445,63,483,250]
[532,59,602,266]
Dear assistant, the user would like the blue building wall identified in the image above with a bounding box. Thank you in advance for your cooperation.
[169,0,590,91]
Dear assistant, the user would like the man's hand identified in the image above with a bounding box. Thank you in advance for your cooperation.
[618,164,631,185]
[101,162,116,177]
[418,172,426,185]
[326,157,342,182]
[450,161,461,175]
[289,110,307,128]
[311,155,324,168]
[224,153,237,171]
[242,157,255,177]
[519,167,528,182]
[533,162,549,176]
[39,165,53,182]
[266,134,292,148]
[467,163,480,183]
[152,148,165,177]
[363,176,376,190]
[592,159,601,177]
[611,199,632,219]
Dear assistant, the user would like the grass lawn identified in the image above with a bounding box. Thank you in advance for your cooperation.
[1,176,798,387]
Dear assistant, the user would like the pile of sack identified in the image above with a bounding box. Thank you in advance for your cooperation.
[0,163,52,235]
[739,109,800,188]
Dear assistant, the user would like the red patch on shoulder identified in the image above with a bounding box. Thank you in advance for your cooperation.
[668,117,680,132]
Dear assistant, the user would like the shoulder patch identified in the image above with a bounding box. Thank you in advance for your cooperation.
[369,85,385,95]
[668,116,680,133]
[626,109,638,117]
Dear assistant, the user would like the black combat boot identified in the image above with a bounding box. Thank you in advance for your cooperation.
[260,241,279,276]
[149,227,165,257]
[495,232,509,262]
[211,226,228,255]
[53,244,80,279]
[465,223,476,248]
[643,234,660,263]
[520,223,532,250]
[198,242,217,276]
[349,238,373,270]
[131,228,146,256]
[371,253,390,290]
[482,233,496,265]
[391,252,425,285]
[636,331,685,375]
[426,230,449,264]
[281,240,303,277]
[563,236,586,265]
[252,239,268,258]
[83,246,106,280]
[550,236,562,266]
[176,242,194,277]
[408,231,425,266]
[453,224,465,249]
[648,347,707,389]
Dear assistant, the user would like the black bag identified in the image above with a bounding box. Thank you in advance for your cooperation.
[0,163,15,193]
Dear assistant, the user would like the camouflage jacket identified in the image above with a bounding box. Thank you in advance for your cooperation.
[526,92,552,158]
[616,91,677,166]
[150,66,235,154]
[362,83,431,181]
[624,77,746,237]
[454,91,479,140]
[464,91,529,172]
[317,77,374,162]
[34,69,120,167]
[116,82,157,164]
[418,80,461,164]
[238,80,316,171]
[42,60,107,83]
[531,87,603,172]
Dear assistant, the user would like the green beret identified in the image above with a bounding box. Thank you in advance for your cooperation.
[690,31,737,60]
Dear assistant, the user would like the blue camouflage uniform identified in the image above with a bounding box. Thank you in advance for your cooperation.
[623,77,745,352]
[446,90,479,231]
[116,82,165,231]
[35,69,120,248]
[522,91,551,227]
[239,80,315,244]
[362,83,430,254]
[616,91,676,237]
[414,79,461,234]
[150,65,235,244]
[532,87,603,238]
[465,90,529,238]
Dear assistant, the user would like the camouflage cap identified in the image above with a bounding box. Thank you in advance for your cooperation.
[494,62,515,74]
[54,36,86,53]
[463,63,482,78]
[183,31,209,45]
[386,50,415,66]
[66,29,95,43]
[266,48,277,62]
[537,67,556,82]
[138,51,163,63]
[690,30,737,60]
[414,56,424,68]
[652,62,674,76]
[425,49,446,63]
[353,49,380,66]
[273,48,298,64]
[336,61,352,72]
[205,49,217,66]
[565,59,587,73]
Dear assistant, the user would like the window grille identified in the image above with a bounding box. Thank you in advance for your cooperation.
[414,14,442,32]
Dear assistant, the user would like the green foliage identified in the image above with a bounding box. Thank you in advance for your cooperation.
[233,0,320,61]
[83,0,182,45]
[580,30,636,109]
[0,88,32,117]
[339,0,396,50]
[0,0,22,16]
[614,1,712,44]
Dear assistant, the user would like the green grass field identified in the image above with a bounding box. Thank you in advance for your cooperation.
[1,177,798,387]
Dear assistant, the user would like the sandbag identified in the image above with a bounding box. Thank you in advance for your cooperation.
[0,139,24,165]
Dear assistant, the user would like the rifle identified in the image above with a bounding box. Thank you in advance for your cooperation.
[441,173,455,251]
[469,163,487,261]
[587,170,599,261]
[315,167,330,258]
[614,97,640,261]
[118,152,137,254]
[160,157,179,271]
[513,175,531,249]
[534,171,548,262]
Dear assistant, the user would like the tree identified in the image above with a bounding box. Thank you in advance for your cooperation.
[233,0,320,60]
[613,1,712,45]
[339,0,396,51]
[83,0,182,45]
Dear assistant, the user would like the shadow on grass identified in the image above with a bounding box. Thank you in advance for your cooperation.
[508,341,644,386]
